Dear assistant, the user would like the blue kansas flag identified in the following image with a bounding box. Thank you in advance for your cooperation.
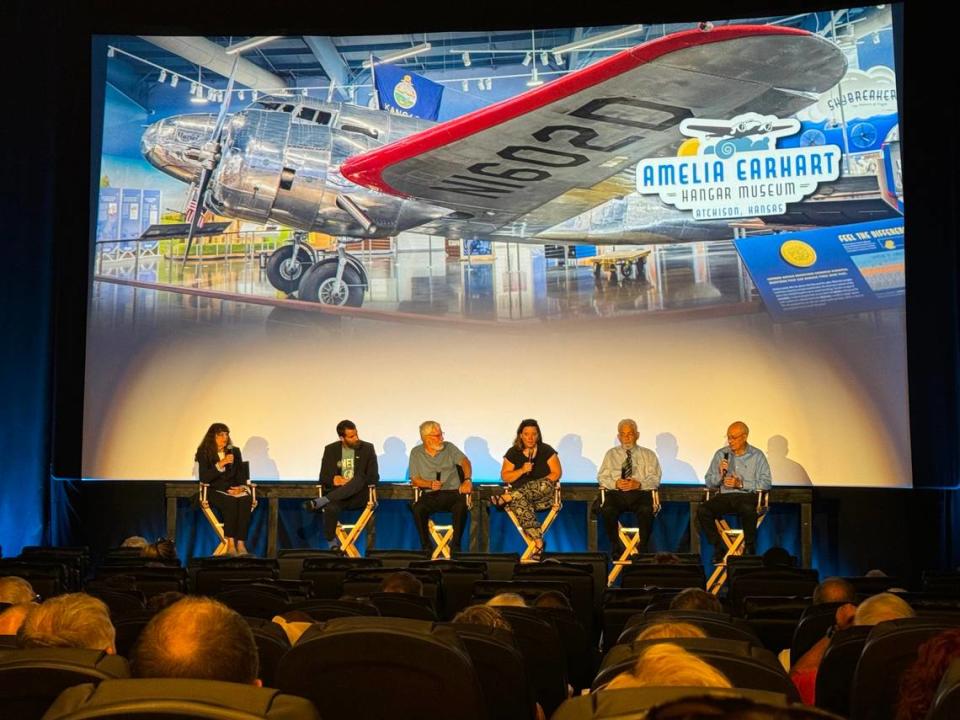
[374,62,444,121]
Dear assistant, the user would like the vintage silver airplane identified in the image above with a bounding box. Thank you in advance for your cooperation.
[141,24,857,307]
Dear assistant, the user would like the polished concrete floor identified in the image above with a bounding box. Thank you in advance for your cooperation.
[91,241,757,328]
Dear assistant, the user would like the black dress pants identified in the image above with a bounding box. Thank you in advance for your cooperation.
[323,490,370,541]
[209,490,254,541]
[697,491,759,555]
[411,490,468,552]
[599,490,654,558]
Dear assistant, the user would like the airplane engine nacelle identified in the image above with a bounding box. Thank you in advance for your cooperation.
[208,109,336,230]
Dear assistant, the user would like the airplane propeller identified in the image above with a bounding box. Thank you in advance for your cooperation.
[181,55,241,265]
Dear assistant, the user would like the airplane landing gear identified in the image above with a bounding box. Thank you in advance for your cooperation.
[265,232,315,294]
[297,244,367,308]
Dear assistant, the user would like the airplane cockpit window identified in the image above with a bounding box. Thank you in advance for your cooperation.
[315,111,332,126]
[282,104,296,113]
[251,100,281,111]
[298,107,317,122]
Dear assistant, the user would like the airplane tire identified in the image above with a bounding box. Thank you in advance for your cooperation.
[266,245,314,294]
[298,261,365,307]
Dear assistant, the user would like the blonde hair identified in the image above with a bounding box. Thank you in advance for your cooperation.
[0,576,36,604]
[17,593,115,652]
[635,621,707,641]
[855,592,915,626]
[0,603,36,635]
[486,593,527,608]
[608,644,732,690]
[419,421,440,439]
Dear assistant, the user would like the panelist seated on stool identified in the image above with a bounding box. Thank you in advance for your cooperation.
[697,420,772,565]
[410,420,473,556]
[597,418,663,563]
[495,418,563,562]
[413,474,472,559]
[304,419,380,552]
[196,422,256,557]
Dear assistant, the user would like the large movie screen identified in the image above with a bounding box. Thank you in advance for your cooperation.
[85,6,907,486]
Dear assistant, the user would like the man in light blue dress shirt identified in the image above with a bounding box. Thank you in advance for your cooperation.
[697,420,772,564]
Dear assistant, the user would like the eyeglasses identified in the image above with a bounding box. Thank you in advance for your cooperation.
[726,433,746,440]
[426,431,444,438]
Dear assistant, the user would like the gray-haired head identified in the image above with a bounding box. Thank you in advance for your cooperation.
[618,419,638,433]
[419,420,441,439]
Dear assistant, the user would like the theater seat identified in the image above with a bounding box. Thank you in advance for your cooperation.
[275,616,485,720]
[0,648,129,720]
[929,658,960,720]
[595,637,798,701]
[299,556,382,599]
[287,598,380,621]
[814,624,871,717]
[242,618,293,688]
[446,623,537,720]
[552,687,798,720]
[791,602,849,664]
[620,610,760,645]
[492,606,569,716]
[409,559,488,620]
[42,678,319,719]
[850,616,960,720]
[368,592,438,621]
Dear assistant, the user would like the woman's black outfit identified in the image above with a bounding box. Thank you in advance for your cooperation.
[198,446,253,541]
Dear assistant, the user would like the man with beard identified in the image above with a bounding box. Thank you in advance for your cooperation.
[305,420,380,550]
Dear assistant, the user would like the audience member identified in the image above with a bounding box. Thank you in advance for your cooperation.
[635,621,707,641]
[0,576,36,604]
[0,602,35,636]
[606,644,732,689]
[17,593,116,653]
[145,591,185,613]
[453,604,513,631]
[896,628,960,720]
[669,587,723,614]
[791,592,915,705]
[487,593,527,608]
[762,546,794,567]
[378,571,423,595]
[812,577,856,605]
[533,591,571,610]
[131,596,260,685]
[141,537,177,561]
[854,592,915,625]
[120,536,149,549]
[653,552,682,565]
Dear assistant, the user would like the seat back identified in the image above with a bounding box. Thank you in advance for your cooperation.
[341,568,440,607]
[600,588,680,654]
[596,637,796,700]
[42,678,319,719]
[368,592,438,621]
[287,598,380,621]
[276,548,340,580]
[192,559,279,596]
[621,610,760,645]
[216,587,291,619]
[922,571,960,597]
[504,605,596,694]
[275,617,485,720]
[94,565,187,597]
[299,556,382,599]
[844,575,906,598]
[727,569,819,615]
[366,549,431,568]
[409,560,488,620]
[20,548,89,590]
[620,564,706,591]
[446,623,537,720]
[493,606,569,717]
[791,602,849,664]
[242,618,293,688]
[0,559,66,599]
[552,687,794,720]
[851,617,960,720]
[459,553,521,582]
[85,589,146,621]
[544,552,608,611]
[929,657,960,720]
[814,624,872,717]
[512,561,595,634]
[112,611,156,658]
[0,648,129,720]
[741,596,811,651]
[472,579,572,607]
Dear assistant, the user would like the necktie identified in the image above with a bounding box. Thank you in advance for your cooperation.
[621,449,633,480]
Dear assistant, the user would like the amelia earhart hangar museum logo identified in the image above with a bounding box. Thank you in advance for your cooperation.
[637,112,842,220]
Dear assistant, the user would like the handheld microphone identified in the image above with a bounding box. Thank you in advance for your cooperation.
[721,451,729,480]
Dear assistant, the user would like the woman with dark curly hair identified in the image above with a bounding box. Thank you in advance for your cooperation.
[496,419,562,562]
[195,423,252,555]
[896,628,960,720]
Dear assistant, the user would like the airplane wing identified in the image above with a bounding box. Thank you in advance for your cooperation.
[341,25,846,238]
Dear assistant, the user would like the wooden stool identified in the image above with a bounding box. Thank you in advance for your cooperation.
[413,486,473,559]
[314,484,378,558]
[603,487,661,586]
[706,489,769,594]
[501,483,562,563]
[199,479,257,556]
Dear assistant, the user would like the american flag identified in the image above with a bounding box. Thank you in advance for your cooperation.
[183,184,206,227]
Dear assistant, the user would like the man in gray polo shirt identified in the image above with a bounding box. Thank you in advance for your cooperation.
[410,420,473,554]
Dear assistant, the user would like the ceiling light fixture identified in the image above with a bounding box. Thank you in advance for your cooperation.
[550,24,645,56]
[362,42,432,69]
[225,36,282,56]
[462,51,471,67]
